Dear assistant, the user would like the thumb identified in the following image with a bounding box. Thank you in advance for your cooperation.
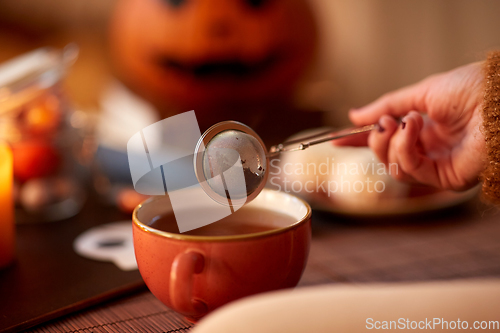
[349,80,429,126]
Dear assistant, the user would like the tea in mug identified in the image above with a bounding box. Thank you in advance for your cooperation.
[149,206,296,236]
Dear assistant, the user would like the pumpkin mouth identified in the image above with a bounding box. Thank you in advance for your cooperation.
[156,55,279,80]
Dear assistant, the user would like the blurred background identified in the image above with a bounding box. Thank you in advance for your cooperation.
[2,0,500,218]
[1,0,500,125]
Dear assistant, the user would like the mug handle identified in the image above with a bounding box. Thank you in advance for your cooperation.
[170,250,207,317]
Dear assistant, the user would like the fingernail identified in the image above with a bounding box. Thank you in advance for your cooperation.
[401,120,406,130]
[377,122,385,133]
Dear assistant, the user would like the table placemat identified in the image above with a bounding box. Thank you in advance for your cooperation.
[0,197,145,333]
[24,197,500,333]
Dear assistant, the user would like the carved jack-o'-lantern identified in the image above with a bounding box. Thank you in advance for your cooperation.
[109,0,318,128]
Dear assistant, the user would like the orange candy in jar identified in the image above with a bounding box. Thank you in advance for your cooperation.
[0,46,88,223]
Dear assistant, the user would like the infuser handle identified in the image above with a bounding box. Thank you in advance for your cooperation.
[268,124,378,157]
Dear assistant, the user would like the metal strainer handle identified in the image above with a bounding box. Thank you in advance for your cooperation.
[268,124,378,157]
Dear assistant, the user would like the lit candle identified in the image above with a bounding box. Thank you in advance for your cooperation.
[0,143,14,268]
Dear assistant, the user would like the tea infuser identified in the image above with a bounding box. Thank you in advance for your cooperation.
[194,121,377,206]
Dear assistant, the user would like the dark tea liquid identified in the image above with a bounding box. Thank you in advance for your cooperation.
[149,206,296,236]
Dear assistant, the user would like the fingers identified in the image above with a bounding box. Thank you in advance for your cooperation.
[367,115,399,164]
[349,80,429,126]
[336,110,443,188]
[395,112,424,173]
[384,112,441,187]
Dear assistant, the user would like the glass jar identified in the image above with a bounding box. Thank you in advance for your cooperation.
[0,45,89,223]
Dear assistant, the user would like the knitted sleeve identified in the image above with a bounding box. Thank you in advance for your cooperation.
[481,51,500,205]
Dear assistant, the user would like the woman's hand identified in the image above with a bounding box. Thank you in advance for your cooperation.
[337,62,486,191]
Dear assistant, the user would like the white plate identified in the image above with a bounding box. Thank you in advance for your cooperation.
[310,186,479,217]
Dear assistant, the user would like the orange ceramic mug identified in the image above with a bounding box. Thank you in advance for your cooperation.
[132,189,311,322]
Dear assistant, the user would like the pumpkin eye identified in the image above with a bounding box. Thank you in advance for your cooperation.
[163,0,187,8]
[245,0,269,9]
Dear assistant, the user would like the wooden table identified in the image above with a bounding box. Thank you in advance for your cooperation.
[12,195,500,333]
